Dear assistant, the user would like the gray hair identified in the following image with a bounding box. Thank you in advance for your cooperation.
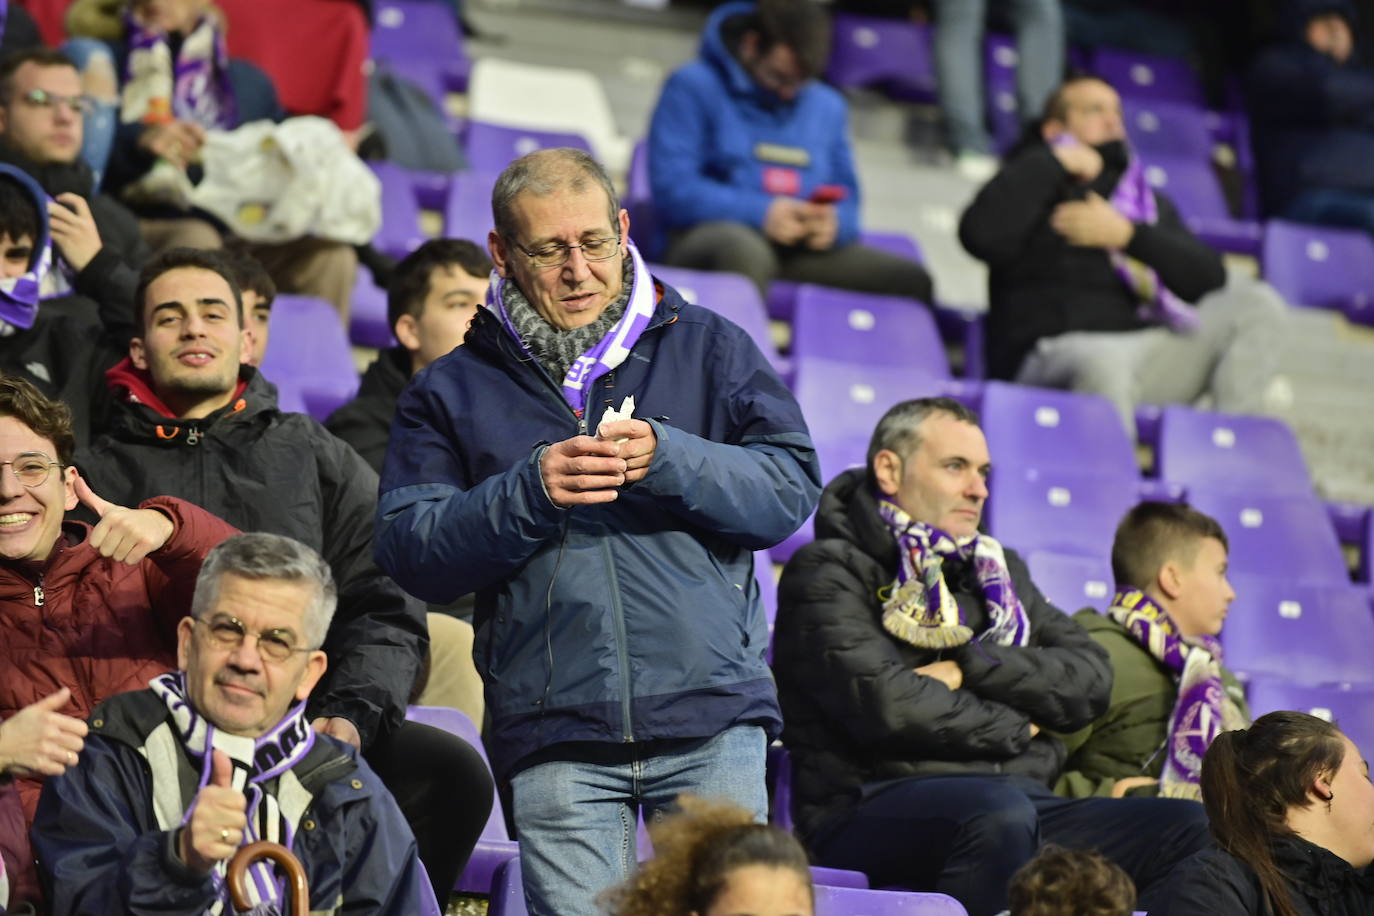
[491,148,620,243]
[191,533,337,648]
[866,396,981,484]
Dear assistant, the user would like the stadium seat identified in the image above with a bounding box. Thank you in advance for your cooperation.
[259,295,360,423]
[772,435,872,563]
[1142,154,1262,256]
[979,382,1138,480]
[983,33,1022,153]
[1222,576,1374,686]
[1184,490,1349,586]
[371,0,470,86]
[1092,48,1206,106]
[1262,219,1374,325]
[404,706,519,895]
[625,140,665,260]
[1025,549,1115,614]
[350,270,393,349]
[1122,97,1215,161]
[985,468,1139,559]
[815,884,970,915]
[1156,406,1313,497]
[648,265,786,376]
[792,359,951,448]
[462,121,594,174]
[370,162,437,259]
[1246,678,1374,758]
[826,13,938,103]
[790,286,949,377]
[444,169,501,245]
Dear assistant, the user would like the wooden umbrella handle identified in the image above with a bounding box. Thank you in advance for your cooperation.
[227,840,310,916]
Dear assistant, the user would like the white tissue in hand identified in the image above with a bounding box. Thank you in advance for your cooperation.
[600,396,636,442]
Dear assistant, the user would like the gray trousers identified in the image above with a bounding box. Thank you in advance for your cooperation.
[1014,276,1289,435]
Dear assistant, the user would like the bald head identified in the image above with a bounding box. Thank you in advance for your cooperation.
[490,148,619,243]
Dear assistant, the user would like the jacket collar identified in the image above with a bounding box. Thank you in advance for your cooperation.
[105,358,266,442]
[1272,834,1374,903]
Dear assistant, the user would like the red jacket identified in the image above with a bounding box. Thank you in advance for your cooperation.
[0,496,237,910]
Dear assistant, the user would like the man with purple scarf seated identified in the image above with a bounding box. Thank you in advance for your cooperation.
[31,531,434,915]
[374,147,821,916]
[772,397,1210,916]
[960,74,1286,435]
[1054,502,1250,801]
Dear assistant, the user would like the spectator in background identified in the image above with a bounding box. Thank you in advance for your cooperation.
[1155,711,1374,916]
[932,0,1065,181]
[602,796,815,916]
[223,242,275,367]
[960,74,1285,434]
[772,397,1209,916]
[1054,503,1249,801]
[648,0,934,305]
[1007,846,1137,916]
[76,247,492,903]
[1248,1,1374,235]
[0,373,236,910]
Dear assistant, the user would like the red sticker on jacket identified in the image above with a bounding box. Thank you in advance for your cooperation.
[762,167,802,196]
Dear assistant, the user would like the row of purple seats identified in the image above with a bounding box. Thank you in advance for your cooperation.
[1248,678,1374,758]
[1262,219,1374,326]
[370,0,471,104]
[259,295,360,423]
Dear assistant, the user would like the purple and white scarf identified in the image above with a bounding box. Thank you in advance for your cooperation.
[0,164,73,334]
[1108,588,1246,799]
[150,672,316,915]
[876,497,1030,650]
[487,238,657,418]
[122,12,236,129]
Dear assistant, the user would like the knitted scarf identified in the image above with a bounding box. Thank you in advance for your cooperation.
[150,671,316,915]
[489,239,655,417]
[876,497,1030,650]
[121,11,236,129]
[1108,588,1246,799]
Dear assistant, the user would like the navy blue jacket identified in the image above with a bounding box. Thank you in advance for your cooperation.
[374,281,820,777]
[1248,0,1374,214]
[31,689,431,915]
[647,1,861,244]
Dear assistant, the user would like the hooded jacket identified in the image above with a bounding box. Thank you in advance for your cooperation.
[324,346,410,475]
[0,496,236,911]
[77,364,427,751]
[647,1,861,245]
[1247,0,1374,214]
[374,281,821,778]
[31,687,431,916]
[959,142,1226,380]
[772,468,1112,842]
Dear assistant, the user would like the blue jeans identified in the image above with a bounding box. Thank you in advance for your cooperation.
[510,725,768,916]
[810,774,1209,916]
[1284,188,1374,235]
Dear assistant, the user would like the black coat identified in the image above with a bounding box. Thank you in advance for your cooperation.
[76,367,427,750]
[1156,836,1374,916]
[958,143,1226,380]
[325,346,410,475]
[772,468,1112,841]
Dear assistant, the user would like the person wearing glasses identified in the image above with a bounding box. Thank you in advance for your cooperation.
[375,147,821,916]
[647,0,933,307]
[76,246,494,904]
[0,373,237,911]
[31,532,436,915]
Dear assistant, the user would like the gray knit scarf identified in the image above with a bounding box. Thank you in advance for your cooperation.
[501,258,633,385]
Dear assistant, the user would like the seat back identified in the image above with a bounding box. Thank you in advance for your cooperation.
[980,382,1137,480]
[404,705,509,841]
[1184,490,1349,586]
[463,120,594,174]
[444,169,501,245]
[649,265,784,374]
[1025,550,1116,615]
[791,286,947,376]
[792,359,950,449]
[1262,219,1374,315]
[259,295,360,422]
[826,13,937,101]
[1122,97,1215,160]
[1246,678,1374,759]
[1092,48,1206,106]
[372,0,465,63]
[815,883,969,915]
[985,469,1139,559]
[1222,576,1374,686]
[1156,406,1313,496]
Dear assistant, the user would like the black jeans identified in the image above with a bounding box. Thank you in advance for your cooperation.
[810,773,1209,916]
[366,720,495,902]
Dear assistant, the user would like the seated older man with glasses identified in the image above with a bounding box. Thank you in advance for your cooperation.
[0,373,237,911]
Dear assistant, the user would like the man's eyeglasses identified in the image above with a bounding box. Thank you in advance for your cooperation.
[14,88,95,117]
[193,616,315,663]
[0,453,62,488]
[513,236,621,270]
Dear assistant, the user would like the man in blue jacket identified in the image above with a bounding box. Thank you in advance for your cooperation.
[647,0,933,305]
[374,147,821,916]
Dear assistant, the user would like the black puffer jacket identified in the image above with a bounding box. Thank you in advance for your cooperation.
[76,365,427,751]
[773,468,1112,841]
[325,346,409,475]
[1156,835,1374,916]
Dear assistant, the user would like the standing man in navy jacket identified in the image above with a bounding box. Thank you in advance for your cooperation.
[375,148,821,916]
[647,0,933,305]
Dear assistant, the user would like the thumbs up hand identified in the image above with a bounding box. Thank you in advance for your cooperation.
[75,473,174,565]
[0,687,88,776]
[180,749,249,873]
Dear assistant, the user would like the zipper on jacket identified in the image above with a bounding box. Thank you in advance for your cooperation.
[599,537,634,742]
[185,425,201,446]
[33,572,44,607]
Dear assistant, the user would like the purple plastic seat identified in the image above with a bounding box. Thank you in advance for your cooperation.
[370,161,433,259]
[1092,47,1206,106]
[1142,153,1262,256]
[1246,678,1374,758]
[404,705,519,895]
[1221,576,1374,686]
[1122,97,1215,160]
[1184,489,1348,586]
[1262,219,1374,325]
[350,270,393,349]
[648,265,786,376]
[985,468,1139,559]
[983,33,1022,153]
[980,382,1138,479]
[1025,549,1115,614]
[772,435,871,563]
[1156,406,1313,497]
[815,883,969,915]
[766,232,928,323]
[791,286,948,376]
[258,295,360,423]
[792,358,951,450]
[371,0,470,85]
[443,168,500,245]
[625,140,665,260]
[462,121,594,174]
[826,13,937,103]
